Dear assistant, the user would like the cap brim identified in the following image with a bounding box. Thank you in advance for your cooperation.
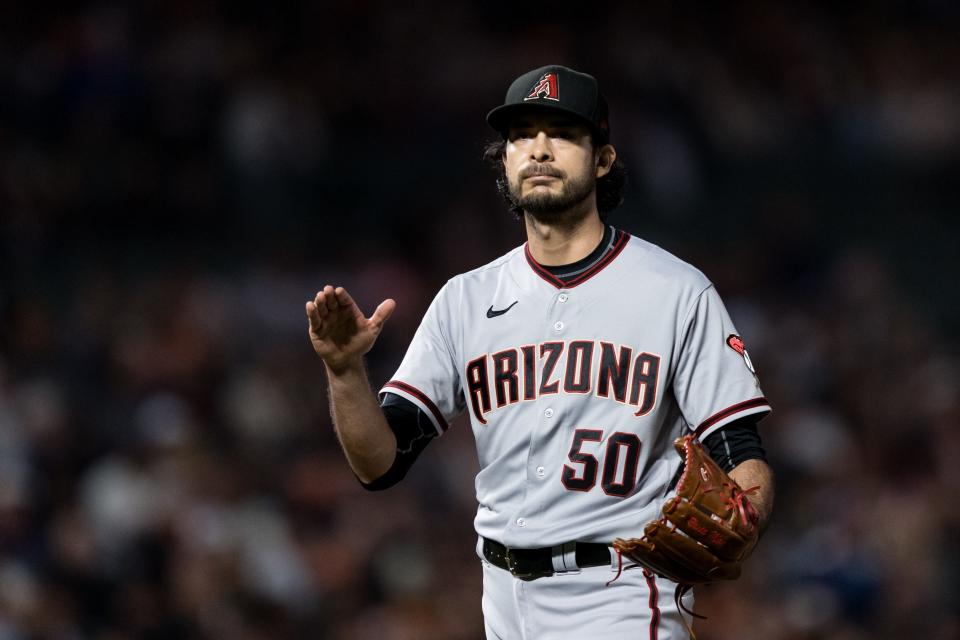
[486,103,608,142]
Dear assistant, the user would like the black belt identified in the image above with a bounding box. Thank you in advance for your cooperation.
[482,537,612,580]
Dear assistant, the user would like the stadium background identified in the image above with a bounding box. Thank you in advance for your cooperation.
[1,2,958,638]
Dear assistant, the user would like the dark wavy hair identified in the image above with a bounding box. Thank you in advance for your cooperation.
[482,137,627,222]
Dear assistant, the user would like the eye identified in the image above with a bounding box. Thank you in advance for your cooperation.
[554,129,574,140]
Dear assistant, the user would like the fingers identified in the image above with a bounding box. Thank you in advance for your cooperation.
[334,286,355,308]
[305,300,323,332]
[370,298,396,328]
[311,286,340,319]
[313,290,330,319]
[307,287,395,332]
[313,285,355,313]
[322,285,338,311]
[307,287,336,335]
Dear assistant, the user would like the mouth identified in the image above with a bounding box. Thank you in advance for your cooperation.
[525,175,559,185]
[520,165,563,182]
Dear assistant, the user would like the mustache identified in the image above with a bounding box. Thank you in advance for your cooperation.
[519,165,565,180]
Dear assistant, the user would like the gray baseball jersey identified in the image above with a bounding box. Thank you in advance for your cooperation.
[380,230,770,549]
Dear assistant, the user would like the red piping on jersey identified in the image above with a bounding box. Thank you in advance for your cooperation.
[383,380,449,432]
[693,397,770,439]
[644,570,661,640]
[524,229,630,289]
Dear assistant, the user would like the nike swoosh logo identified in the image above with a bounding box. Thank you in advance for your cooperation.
[486,301,519,318]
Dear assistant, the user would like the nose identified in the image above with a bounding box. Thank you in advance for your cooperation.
[529,131,554,163]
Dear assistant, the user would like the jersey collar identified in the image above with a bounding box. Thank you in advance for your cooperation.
[524,228,629,289]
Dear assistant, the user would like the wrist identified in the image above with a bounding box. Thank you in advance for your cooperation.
[323,358,366,379]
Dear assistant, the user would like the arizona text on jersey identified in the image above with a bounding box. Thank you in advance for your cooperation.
[380,229,770,549]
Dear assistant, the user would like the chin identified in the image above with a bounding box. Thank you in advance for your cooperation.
[524,186,560,198]
[524,202,593,225]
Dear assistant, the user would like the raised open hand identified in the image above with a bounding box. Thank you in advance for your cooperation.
[305,285,396,374]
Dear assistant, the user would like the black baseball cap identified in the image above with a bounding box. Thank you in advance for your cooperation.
[486,65,610,143]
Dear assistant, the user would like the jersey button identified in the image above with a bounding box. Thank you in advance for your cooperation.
[516,518,526,527]
[536,466,545,477]
[553,321,564,331]
[544,408,554,418]
[558,293,569,303]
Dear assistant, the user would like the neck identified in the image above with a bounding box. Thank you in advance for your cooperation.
[524,208,606,266]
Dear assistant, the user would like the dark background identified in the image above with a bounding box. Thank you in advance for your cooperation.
[1,2,958,638]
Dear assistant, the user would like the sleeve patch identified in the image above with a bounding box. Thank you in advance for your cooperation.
[726,334,756,374]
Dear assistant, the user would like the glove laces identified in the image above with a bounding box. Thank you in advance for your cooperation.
[727,483,760,527]
[605,548,630,586]
[701,482,760,528]
[674,583,705,640]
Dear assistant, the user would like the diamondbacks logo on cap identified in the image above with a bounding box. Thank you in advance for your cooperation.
[524,73,559,102]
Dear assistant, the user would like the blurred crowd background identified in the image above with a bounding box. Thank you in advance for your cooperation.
[1,1,958,639]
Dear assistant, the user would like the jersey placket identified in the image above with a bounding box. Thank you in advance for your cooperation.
[508,287,573,542]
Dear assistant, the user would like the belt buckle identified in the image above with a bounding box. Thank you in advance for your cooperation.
[505,548,548,580]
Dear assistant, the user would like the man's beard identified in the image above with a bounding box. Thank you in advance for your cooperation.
[508,164,596,225]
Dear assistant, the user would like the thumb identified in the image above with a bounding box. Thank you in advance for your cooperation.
[370,298,397,330]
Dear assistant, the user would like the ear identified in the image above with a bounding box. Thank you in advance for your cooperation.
[595,144,616,179]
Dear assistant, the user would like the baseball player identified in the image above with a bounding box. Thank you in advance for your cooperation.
[306,65,774,639]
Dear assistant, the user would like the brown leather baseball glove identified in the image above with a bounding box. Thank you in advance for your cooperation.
[612,434,760,586]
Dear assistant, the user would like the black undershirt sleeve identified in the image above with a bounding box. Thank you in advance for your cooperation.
[668,415,767,490]
[358,392,439,491]
[701,415,767,472]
